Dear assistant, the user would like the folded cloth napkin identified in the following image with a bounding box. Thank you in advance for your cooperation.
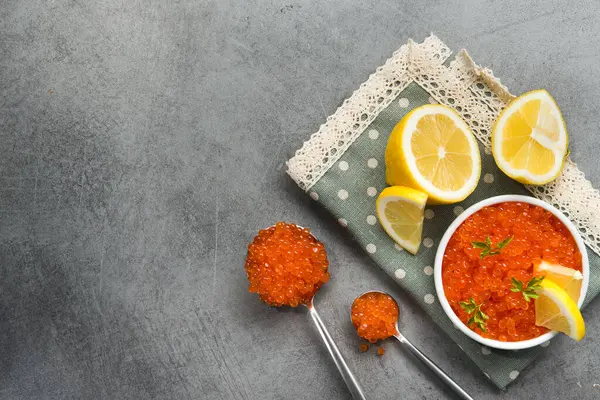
[286,35,600,389]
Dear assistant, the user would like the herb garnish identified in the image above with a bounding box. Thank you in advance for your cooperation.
[471,236,513,259]
[459,297,489,332]
[510,276,544,302]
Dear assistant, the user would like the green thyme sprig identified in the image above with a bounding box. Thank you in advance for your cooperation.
[471,236,513,259]
[459,297,489,332]
[510,276,545,302]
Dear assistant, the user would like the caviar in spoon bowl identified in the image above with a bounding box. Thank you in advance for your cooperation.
[245,222,366,400]
[351,291,474,400]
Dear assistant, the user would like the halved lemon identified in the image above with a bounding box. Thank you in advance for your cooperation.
[492,90,568,185]
[385,104,481,204]
[535,279,585,341]
[376,186,427,254]
[534,261,583,302]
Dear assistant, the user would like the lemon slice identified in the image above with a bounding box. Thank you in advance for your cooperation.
[535,279,585,341]
[385,104,481,205]
[492,90,568,185]
[376,186,427,254]
[534,261,583,302]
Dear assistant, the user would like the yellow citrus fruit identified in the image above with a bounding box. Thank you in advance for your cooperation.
[492,90,568,185]
[376,186,427,254]
[534,261,583,302]
[535,279,585,341]
[385,104,481,205]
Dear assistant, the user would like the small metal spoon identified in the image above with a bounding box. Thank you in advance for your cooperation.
[353,291,474,400]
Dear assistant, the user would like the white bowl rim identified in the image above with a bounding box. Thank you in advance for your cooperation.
[434,194,590,351]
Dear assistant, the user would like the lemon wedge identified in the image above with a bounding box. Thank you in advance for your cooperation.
[492,90,568,185]
[376,186,427,254]
[535,278,585,341]
[534,261,583,302]
[385,104,481,204]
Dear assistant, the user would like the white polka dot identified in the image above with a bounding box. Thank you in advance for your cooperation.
[368,129,379,140]
[366,243,376,253]
[309,191,319,201]
[453,206,464,216]
[338,189,348,200]
[398,98,410,108]
[509,370,519,380]
[338,218,348,227]
[540,340,550,348]
[423,237,434,248]
[424,209,434,220]
[428,96,437,104]
[395,268,406,279]
[367,187,377,197]
[484,173,494,184]
[423,266,433,276]
[394,243,404,252]
[339,161,349,171]
[424,294,435,304]
[367,158,378,168]
[481,346,491,355]
[366,215,377,225]
[484,147,492,155]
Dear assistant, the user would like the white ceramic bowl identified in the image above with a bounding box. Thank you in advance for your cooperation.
[434,195,589,350]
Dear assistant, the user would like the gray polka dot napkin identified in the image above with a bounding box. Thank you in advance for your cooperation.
[288,80,600,389]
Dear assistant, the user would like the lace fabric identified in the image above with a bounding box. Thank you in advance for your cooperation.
[286,35,600,256]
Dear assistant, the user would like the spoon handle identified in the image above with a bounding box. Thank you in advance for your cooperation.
[308,305,367,400]
[394,333,474,400]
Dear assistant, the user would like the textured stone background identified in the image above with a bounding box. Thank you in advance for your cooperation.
[1,0,600,399]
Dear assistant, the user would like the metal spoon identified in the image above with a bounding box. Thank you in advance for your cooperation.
[263,225,367,400]
[352,291,474,400]
[304,297,367,400]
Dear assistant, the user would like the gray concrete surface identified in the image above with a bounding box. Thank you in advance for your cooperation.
[1,0,600,399]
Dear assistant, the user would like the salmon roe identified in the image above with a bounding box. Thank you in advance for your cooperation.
[351,292,399,343]
[442,202,582,341]
[245,222,329,307]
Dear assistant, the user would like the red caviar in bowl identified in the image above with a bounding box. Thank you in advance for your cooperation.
[245,222,329,307]
[351,292,399,343]
[442,202,582,341]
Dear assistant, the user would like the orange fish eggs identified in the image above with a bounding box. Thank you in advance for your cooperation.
[442,202,582,341]
[351,292,399,343]
[245,222,329,307]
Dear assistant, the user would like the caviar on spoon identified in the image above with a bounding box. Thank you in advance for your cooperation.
[245,222,366,400]
[351,291,474,400]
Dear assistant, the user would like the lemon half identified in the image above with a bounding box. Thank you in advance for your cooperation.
[385,104,481,204]
[492,90,568,185]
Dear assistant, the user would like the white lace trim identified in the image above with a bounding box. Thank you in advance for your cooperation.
[286,35,600,256]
